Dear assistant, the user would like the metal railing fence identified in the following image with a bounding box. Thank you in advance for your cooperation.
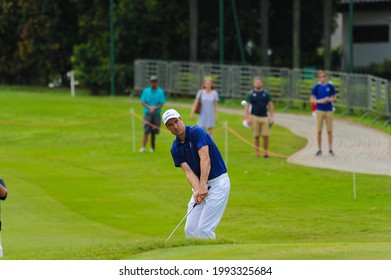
[134,59,391,123]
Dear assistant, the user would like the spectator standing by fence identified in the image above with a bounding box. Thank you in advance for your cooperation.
[191,77,219,137]
[243,77,274,158]
[310,70,337,156]
[140,75,166,153]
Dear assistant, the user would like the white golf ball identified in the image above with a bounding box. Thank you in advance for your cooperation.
[241,100,246,106]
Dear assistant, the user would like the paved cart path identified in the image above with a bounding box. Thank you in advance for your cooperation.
[274,113,391,176]
[221,108,391,176]
[166,103,391,176]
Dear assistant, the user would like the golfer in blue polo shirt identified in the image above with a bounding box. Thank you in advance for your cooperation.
[163,109,230,239]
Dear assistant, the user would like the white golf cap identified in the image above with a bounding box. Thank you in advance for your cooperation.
[162,109,181,124]
[149,75,158,81]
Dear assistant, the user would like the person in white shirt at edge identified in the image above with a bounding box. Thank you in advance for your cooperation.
[0,178,8,258]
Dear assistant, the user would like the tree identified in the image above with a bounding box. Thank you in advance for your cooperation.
[71,0,111,95]
[0,0,339,92]
[0,0,78,85]
[267,0,331,67]
[260,0,270,66]
[189,0,198,61]
[323,0,332,70]
[0,1,23,83]
[292,0,300,68]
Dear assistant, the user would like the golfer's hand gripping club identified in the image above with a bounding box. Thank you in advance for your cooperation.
[194,185,210,204]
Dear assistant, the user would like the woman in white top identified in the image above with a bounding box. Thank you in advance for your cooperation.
[191,77,219,137]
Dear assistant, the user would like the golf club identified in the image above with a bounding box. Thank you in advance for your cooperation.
[166,202,197,241]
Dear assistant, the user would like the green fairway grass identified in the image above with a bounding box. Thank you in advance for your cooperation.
[0,86,390,260]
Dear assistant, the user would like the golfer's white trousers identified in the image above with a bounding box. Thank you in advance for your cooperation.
[185,173,230,239]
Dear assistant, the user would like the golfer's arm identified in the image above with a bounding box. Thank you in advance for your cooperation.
[310,95,316,104]
[198,146,210,189]
[0,184,7,200]
[180,163,200,191]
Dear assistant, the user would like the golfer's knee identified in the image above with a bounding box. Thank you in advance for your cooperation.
[184,224,198,238]
[198,227,216,239]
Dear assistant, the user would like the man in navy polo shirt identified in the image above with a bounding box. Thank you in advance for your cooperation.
[0,178,8,258]
[162,109,230,239]
[244,77,274,158]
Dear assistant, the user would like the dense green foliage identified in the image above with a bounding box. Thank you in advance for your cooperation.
[0,0,78,84]
[367,58,391,80]
[0,0,339,94]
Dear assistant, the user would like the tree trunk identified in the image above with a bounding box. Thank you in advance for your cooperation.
[260,0,270,66]
[292,0,300,68]
[323,0,332,70]
[189,0,198,61]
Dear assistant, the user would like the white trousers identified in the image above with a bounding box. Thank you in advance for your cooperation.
[185,173,230,239]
